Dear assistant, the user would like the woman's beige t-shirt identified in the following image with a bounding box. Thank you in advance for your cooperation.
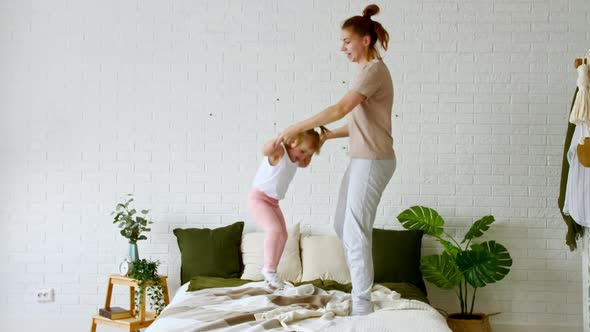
[349,58,394,160]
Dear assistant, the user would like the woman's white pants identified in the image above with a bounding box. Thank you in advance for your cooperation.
[334,156,396,314]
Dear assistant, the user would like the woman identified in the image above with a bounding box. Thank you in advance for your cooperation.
[278,4,395,316]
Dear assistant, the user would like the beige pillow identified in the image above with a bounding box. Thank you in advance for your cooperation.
[300,235,351,284]
[241,223,302,282]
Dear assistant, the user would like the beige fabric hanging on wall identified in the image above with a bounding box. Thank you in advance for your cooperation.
[572,49,590,167]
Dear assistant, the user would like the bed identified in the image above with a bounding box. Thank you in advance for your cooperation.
[146,277,450,332]
[147,222,452,332]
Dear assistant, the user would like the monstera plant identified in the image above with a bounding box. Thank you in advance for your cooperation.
[398,206,512,330]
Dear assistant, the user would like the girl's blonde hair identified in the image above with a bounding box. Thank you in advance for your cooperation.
[296,126,329,154]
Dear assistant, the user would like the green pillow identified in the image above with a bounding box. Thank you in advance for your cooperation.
[174,221,245,284]
[372,228,427,295]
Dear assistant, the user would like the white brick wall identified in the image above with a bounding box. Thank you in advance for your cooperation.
[1,0,589,330]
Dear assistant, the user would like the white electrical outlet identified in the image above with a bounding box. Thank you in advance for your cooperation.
[35,288,55,303]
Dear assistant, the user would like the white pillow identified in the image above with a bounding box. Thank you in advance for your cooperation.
[241,223,302,282]
[300,235,351,284]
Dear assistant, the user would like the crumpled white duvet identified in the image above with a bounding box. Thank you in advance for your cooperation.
[263,283,451,332]
[148,282,451,332]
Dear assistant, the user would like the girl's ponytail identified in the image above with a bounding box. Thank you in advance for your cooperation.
[299,126,330,155]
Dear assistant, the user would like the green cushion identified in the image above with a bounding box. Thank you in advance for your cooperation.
[372,228,427,295]
[188,275,254,292]
[174,221,245,284]
[379,282,429,303]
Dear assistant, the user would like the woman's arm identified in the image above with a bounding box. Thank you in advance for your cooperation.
[279,90,365,143]
[317,125,349,149]
[324,125,349,140]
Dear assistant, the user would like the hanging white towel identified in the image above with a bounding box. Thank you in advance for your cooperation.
[570,50,590,143]
[563,123,590,226]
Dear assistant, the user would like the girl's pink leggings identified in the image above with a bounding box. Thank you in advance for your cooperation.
[247,189,287,272]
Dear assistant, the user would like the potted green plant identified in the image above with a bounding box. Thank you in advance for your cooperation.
[397,206,513,332]
[130,259,167,317]
[111,194,153,262]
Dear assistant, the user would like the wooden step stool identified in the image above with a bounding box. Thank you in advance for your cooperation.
[90,274,169,332]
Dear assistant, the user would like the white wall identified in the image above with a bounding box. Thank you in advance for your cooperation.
[1,0,589,331]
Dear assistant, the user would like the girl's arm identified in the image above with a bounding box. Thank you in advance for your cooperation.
[278,90,365,143]
[261,137,284,160]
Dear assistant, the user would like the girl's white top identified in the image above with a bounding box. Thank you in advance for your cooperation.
[252,144,298,200]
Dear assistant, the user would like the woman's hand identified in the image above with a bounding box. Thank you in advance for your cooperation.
[278,125,301,146]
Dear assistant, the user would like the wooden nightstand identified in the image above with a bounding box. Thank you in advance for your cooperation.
[90,274,170,332]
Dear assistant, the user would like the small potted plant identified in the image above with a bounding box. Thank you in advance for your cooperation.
[111,194,153,262]
[397,206,513,332]
[130,259,167,317]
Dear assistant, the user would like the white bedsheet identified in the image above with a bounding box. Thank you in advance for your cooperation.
[147,281,451,332]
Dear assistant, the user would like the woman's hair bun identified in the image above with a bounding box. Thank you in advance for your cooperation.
[362,4,380,18]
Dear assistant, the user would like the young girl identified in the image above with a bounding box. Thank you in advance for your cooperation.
[248,127,327,289]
